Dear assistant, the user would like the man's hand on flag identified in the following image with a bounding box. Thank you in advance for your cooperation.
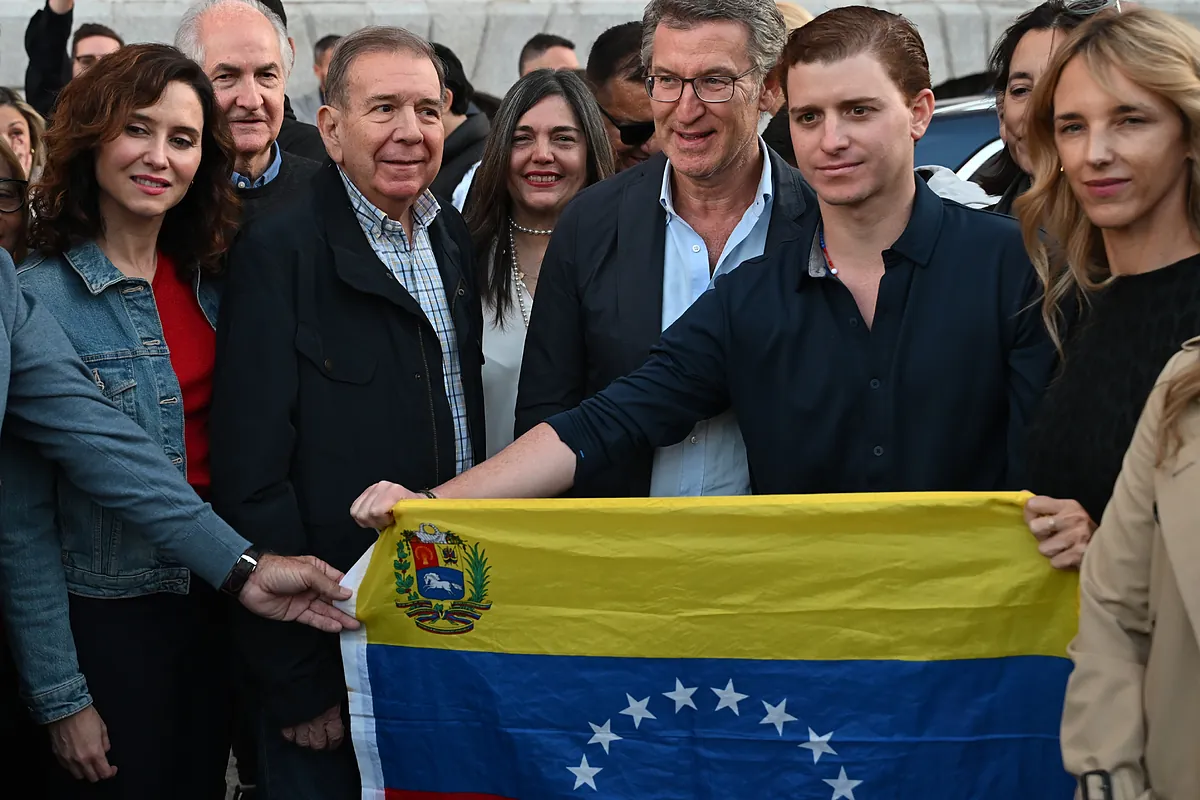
[1024,495,1095,570]
[281,704,345,750]
[351,481,423,530]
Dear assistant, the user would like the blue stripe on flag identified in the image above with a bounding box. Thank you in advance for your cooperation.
[363,645,1075,799]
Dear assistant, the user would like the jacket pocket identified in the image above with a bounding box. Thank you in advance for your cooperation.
[82,358,139,418]
[295,323,377,385]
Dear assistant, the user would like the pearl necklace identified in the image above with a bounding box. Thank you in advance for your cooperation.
[509,218,554,236]
[508,225,532,327]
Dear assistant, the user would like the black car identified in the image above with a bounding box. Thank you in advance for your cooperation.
[914,95,1004,182]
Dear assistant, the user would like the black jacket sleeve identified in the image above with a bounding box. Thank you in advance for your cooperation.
[547,280,733,484]
[23,3,72,121]
[514,201,588,439]
[209,236,345,727]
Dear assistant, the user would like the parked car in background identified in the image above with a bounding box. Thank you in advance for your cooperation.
[915,95,1003,184]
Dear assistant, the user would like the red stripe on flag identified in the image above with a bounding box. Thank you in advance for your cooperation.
[385,791,514,800]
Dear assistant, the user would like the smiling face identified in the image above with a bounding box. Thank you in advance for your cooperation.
[94,81,205,224]
[1053,56,1191,233]
[199,5,286,178]
[787,52,933,208]
[1001,28,1062,175]
[648,20,772,183]
[0,106,32,178]
[320,49,445,220]
[595,76,660,171]
[506,94,588,223]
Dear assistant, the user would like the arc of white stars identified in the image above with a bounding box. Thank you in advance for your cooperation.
[711,679,749,715]
[663,678,698,712]
[759,698,798,735]
[800,728,837,763]
[619,693,656,729]
[823,766,863,800]
[587,719,621,754]
[567,754,602,791]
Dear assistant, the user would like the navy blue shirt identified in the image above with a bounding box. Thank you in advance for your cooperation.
[548,179,1055,495]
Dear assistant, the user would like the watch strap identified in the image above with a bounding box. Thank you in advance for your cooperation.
[221,545,264,597]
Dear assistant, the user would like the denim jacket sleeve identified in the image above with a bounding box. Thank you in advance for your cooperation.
[0,266,249,588]
[0,434,92,724]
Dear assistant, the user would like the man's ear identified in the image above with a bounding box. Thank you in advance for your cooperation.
[909,87,936,142]
[318,105,343,164]
[758,68,783,113]
[444,88,456,116]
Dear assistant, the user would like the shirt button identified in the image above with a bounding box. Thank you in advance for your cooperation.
[849,318,859,327]
[414,372,422,380]
[869,378,881,389]
[873,445,884,457]
[689,435,698,444]
[237,180,247,189]
[324,359,334,371]
[691,244,701,253]
[457,287,466,297]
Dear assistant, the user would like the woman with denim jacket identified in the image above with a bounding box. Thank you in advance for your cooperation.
[1,43,241,797]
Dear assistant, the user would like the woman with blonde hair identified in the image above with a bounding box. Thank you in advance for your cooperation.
[0,88,46,180]
[1015,7,1200,576]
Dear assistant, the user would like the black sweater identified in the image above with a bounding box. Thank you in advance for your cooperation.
[1027,254,1200,521]
[236,151,321,226]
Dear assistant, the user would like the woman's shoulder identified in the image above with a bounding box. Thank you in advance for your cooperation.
[1159,338,1200,384]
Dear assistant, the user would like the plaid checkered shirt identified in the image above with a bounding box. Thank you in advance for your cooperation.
[339,169,474,476]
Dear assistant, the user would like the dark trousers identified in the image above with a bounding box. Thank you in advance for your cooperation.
[258,706,359,800]
[45,584,233,800]
[0,633,55,792]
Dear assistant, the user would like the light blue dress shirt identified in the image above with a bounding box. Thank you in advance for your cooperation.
[231,142,283,189]
[650,139,775,497]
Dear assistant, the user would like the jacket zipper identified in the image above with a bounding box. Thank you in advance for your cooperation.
[417,325,440,480]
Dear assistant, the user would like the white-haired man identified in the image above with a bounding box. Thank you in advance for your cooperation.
[176,0,320,223]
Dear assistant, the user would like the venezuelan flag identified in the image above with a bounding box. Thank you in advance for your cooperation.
[339,493,1079,799]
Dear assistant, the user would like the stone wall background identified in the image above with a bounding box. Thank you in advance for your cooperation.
[3,0,1200,102]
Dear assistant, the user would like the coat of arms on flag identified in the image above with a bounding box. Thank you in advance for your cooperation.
[393,522,491,634]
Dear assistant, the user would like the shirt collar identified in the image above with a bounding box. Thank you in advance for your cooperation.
[659,137,774,220]
[231,142,282,190]
[337,166,441,237]
[887,175,944,267]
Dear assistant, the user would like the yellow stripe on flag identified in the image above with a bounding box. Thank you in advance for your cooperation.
[355,492,1078,662]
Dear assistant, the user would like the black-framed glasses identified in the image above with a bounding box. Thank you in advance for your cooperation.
[645,68,758,104]
[596,105,655,146]
[0,179,28,214]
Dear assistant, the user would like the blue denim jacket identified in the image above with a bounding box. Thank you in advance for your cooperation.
[0,242,230,723]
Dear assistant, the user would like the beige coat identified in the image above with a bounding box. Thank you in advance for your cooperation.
[1062,338,1200,800]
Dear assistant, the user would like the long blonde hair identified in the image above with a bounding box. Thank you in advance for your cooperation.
[1014,7,1200,352]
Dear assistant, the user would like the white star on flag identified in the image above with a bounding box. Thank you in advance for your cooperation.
[568,754,602,791]
[619,694,657,729]
[823,766,863,800]
[711,679,749,715]
[759,698,797,735]
[799,728,838,763]
[663,678,698,712]
[587,719,622,754]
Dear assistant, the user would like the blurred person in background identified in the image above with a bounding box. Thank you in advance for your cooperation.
[586,21,660,171]
[977,0,1096,215]
[518,33,579,75]
[463,69,614,456]
[3,42,243,798]
[294,34,341,125]
[24,0,123,121]
[251,0,329,162]
[760,1,812,165]
[0,88,46,181]
[0,140,29,263]
[430,43,490,207]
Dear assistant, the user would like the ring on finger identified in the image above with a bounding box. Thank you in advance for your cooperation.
[1046,516,1057,533]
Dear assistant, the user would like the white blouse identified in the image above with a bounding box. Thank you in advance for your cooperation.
[482,273,529,458]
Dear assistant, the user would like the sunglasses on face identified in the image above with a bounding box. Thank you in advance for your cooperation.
[597,105,656,147]
[0,179,28,214]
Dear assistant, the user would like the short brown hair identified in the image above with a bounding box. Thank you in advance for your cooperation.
[782,6,930,100]
[30,43,240,275]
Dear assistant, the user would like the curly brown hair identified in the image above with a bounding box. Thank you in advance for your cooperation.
[29,43,240,274]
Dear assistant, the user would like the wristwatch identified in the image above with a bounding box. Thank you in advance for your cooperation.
[221,546,264,597]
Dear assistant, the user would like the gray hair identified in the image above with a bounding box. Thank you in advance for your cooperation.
[323,26,446,110]
[641,0,786,77]
[175,0,293,81]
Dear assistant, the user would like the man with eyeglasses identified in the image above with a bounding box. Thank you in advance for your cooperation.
[586,21,661,171]
[24,0,123,121]
[513,0,802,499]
